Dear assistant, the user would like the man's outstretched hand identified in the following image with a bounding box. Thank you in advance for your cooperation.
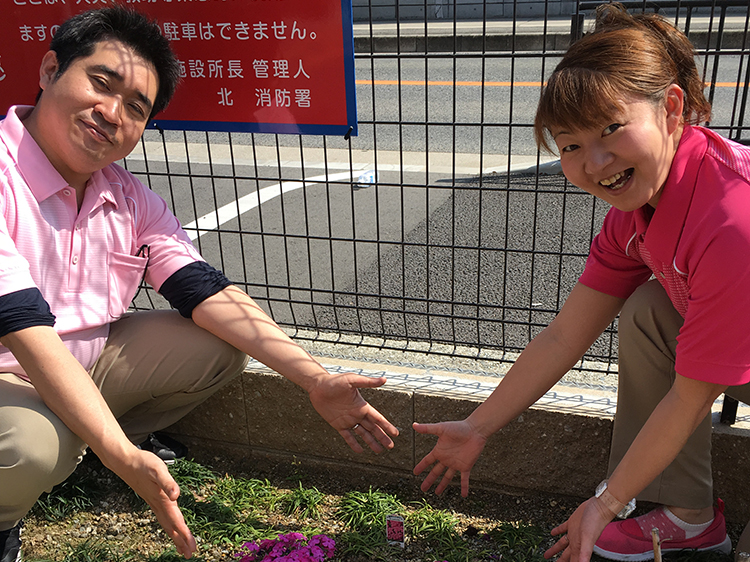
[308,373,400,453]
[116,448,197,559]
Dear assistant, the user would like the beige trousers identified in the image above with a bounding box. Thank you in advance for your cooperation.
[608,280,750,509]
[0,309,248,530]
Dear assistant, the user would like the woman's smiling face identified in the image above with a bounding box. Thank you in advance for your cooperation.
[551,85,684,212]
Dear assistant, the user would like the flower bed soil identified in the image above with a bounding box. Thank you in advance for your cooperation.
[21,452,742,562]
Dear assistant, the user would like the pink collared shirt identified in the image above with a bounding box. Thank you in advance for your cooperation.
[0,105,205,377]
[580,125,750,386]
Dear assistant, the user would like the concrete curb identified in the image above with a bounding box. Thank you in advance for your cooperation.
[166,362,750,524]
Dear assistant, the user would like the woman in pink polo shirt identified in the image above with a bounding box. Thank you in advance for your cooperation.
[412,3,750,560]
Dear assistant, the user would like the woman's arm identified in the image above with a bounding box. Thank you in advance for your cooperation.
[545,374,727,562]
[414,282,626,496]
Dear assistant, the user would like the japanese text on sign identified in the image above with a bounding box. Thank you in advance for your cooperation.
[1,0,358,135]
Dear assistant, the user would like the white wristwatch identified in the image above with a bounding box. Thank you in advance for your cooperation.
[595,480,636,519]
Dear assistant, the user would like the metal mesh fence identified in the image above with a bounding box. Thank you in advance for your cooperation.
[126,0,750,378]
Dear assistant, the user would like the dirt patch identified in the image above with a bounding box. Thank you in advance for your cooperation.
[21,450,743,561]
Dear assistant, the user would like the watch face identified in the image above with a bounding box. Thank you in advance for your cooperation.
[615,496,636,519]
[596,480,607,497]
[618,499,636,519]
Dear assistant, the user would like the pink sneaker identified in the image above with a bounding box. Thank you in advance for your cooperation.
[593,499,732,561]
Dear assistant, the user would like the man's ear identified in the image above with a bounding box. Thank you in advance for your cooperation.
[38,50,60,91]
[664,83,684,135]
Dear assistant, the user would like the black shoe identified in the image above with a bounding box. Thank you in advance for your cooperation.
[138,432,188,465]
[0,521,22,562]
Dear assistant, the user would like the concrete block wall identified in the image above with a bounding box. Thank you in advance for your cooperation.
[166,368,750,524]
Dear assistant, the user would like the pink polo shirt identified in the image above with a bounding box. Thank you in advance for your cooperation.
[580,125,750,386]
[0,105,205,377]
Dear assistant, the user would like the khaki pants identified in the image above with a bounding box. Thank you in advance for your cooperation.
[608,280,750,508]
[0,310,248,530]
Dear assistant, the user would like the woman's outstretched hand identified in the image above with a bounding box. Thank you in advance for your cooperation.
[544,497,613,562]
[412,419,487,497]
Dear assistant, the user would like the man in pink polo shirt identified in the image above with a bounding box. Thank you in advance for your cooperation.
[0,7,399,561]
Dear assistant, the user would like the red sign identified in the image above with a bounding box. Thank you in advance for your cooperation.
[0,0,358,136]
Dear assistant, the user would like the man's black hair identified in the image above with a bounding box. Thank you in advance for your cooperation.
[47,5,180,118]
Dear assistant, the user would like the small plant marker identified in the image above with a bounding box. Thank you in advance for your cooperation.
[651,527,662,562]
[386,514,405,548]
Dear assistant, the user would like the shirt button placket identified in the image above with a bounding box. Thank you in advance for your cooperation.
[70,213,83,290]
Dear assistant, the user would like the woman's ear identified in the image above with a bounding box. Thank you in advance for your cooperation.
[664,83,684,135]
[38,50,60,91]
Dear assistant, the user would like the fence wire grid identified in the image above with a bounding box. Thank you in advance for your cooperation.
[125,0,750,379]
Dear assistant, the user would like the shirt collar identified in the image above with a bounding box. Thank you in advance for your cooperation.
[637,124,708,264]
[0,105,119,210]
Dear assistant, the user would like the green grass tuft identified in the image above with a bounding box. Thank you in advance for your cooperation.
[33,470,101,521]
[281,481,325,520]
[337,487,405,532]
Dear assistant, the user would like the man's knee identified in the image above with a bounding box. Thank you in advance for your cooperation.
[222,344,249,380]
[0,415,84,504]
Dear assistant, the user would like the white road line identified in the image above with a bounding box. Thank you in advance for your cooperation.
[125,142,556,176]
[182,171,357,241]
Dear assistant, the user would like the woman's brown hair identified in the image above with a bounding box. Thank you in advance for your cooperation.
[534,2,711,153]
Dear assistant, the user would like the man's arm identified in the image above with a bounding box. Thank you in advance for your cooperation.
[413,282,626,496]
[1,326,197,559]
[191,285,400,453]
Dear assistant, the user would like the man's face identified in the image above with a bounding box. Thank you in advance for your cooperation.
[31,39,159,187]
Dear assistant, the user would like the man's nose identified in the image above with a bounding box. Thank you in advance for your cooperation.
[95,95,123,127]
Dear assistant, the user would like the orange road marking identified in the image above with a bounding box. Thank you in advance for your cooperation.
[356,79,746,88]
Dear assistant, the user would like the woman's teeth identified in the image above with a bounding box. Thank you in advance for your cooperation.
[600,169,632,190]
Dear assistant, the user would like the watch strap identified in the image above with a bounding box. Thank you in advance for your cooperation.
[595,480,635,519]
[596,487,627,518]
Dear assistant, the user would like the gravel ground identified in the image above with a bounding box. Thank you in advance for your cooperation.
[21,452,744,562]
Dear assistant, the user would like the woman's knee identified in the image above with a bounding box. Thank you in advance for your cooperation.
[619,280,682,345]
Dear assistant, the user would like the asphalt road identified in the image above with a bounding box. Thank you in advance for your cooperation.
[127,54,746,357]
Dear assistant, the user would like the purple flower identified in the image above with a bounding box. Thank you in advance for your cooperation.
[234,532,336,562]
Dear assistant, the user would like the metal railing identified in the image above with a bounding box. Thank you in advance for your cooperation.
[126,0,750,380]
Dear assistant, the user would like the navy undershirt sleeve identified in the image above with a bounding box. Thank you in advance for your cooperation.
[158,261,232,318]
[0,287,56,339]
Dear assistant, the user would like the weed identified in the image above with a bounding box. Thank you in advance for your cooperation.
[337,487,405,532]
[168,459,216,492]
[282,481,325,520]
[178,491,268,545]
[145,552,208,562]
[408,499,460,542]
[407,500,483,562]
[335,489,406,561]
[486,521,547,561]
[33,471,100,521]
[210,476,282,513]
[56,538,134,562]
